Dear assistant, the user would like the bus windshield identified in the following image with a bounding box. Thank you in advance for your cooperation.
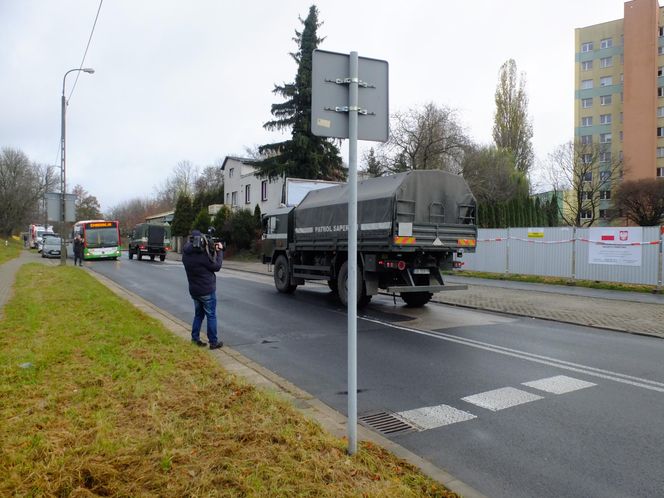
[85,227,119,248]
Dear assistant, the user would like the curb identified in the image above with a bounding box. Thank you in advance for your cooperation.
[87,267,486,498]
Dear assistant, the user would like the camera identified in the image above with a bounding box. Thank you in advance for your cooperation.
[190,227,224,261]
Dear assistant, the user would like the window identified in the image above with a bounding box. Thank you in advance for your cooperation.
[659,46,664,55]
[620,131,624,141]
[599,209,609,218]
[226,193,230,204]
[261,180,268,201]
[229,168,234,178]
[599,190,611,200]
[658,167,664,177]
[231,191,238,206]
[600,151,611,163]
[582,60,593,71]
[600,133,612,143]
[659,87,664,97]
[581,79,594,89]
[660,26,664,37]
[581,41,593,52]
[245,185,251,204]
[582,153,593,164]
[580,135,592,145]
[600,95,612,106]
[600,171,611,181]
[600,114,612,125]
[658,147,664,158]
[581,191,592,201]
[658,127,664,137]
[659,67,663,77]
[581,116,593,127]
[582,97,593,108]
[600,76,612,87]
[580,210,593,220]
[583,172,593,182]
[620,112,623,123]
[600,56,612,68]
[659,107,664,118]
[600,38,612,49]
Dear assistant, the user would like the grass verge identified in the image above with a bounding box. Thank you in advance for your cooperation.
[0,237,22,265]
[449,269,657,293]
[0,264,458,497]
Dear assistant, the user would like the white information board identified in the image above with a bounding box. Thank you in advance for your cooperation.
[588,227,643,266]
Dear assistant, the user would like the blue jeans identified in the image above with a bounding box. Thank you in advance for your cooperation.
[191,292,218,345]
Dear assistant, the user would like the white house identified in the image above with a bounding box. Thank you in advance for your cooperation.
[220,156,347,214]
[220,157,284,215]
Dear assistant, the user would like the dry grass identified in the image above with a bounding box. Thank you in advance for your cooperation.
[0,264,458,497]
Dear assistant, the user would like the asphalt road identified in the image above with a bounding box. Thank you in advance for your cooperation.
[89,257,664,498]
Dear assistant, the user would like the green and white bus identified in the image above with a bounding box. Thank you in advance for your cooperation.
[70,220,122,260]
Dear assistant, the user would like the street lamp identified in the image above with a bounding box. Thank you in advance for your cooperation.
[60,67,94,265]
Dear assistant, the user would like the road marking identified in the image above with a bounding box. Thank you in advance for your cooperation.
[462,387,543,411]
[358,315,664,393]
[397,404,476,430]
[522,375,596,395]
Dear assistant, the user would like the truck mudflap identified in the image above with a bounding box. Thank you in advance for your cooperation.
[385,284,467,294]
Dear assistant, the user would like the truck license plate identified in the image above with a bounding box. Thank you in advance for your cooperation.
[413,269,430,275]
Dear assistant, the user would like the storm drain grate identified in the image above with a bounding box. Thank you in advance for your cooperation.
[359,411,420,436]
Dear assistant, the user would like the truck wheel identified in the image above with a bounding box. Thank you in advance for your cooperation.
[401,292,433,307]
[128,249,133,260]
[137,252,143,261]
[150,255,155,261]
[337,261,371,307]
[274,255,297,294]
[159,254,166,262]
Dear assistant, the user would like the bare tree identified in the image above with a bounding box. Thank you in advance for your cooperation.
[613,179,664,226]
[72,184,102,220]
[544,141,621,227]
[0,148,55,236]
[154,160,199,206]
[381,102,468,174]
[194,164,224,196]
[493,59,534,175]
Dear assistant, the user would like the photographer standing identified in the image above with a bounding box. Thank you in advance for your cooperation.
[182,229,224,349]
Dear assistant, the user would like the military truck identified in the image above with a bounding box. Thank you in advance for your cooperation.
[261,170,477,307]
[128,223,171,261]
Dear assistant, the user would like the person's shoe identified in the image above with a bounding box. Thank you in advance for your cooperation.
[209,341,223,350]
[191,340,207,347]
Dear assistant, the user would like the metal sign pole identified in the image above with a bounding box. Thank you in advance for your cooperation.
[347,51,359,456]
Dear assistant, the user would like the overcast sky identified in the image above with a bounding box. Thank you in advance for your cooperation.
[1,0,629,212]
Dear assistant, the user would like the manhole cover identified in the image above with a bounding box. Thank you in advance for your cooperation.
[359,410,419,436]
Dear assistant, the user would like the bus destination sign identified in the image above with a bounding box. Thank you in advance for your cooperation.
[87,222,114,228]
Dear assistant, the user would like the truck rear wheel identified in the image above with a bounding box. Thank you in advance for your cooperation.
[400,292,433,307]
[128,249,133,260]
[159,254,166,262]
[274,255,297,294]
[337,261,371,307]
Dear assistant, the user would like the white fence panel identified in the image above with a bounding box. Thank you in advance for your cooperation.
[459,229,507,273]
[507,228,574,278]
[459,226,663,287]
[574,227,661,285]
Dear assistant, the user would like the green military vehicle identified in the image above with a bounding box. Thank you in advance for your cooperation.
[128,223,171,261]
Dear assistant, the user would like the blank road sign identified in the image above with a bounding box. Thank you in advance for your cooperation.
[311,49,388,142]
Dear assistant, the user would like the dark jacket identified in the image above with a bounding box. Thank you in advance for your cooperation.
[182,242,223,296]
[73,238,84,256]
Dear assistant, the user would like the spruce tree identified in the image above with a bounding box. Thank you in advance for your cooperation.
[192,208,212,233]
[254,6,345,182]
[171,194,195,237]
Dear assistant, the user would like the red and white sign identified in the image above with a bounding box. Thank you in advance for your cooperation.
[588,227,643,266]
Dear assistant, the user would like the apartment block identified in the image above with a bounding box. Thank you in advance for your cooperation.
[575,0,664,222]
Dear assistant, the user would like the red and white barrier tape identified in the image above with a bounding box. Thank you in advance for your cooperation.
[477,236,661,246]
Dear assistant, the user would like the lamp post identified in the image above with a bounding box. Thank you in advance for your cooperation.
[60,67,94,265]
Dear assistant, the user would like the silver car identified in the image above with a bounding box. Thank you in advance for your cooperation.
[41,237,62,258]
